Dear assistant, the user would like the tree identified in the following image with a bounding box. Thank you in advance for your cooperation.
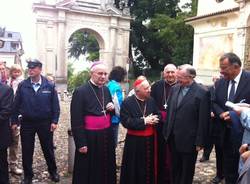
[148,14,193,66]
[115,0,195,75]
[67,62,74,80]
[68,31,100,61]
[67,70,90,92]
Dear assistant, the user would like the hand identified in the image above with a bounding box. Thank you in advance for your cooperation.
[106,102,114,111]
[79,146,88,154]
[211,112,215,118]
[50,123,58,132]
[242,151,250,162]
[144,114,159,125]
[11,124,18,130]
[219,111,231,121]
[196,146,203,152]
[239,144,248,155]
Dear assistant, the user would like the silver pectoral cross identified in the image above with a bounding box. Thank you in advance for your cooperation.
[163,103,167,109]
[101,109,106,117]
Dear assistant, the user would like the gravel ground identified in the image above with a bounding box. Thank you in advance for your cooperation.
[10,100,219,184]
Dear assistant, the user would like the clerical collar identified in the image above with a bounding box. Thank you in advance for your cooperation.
[89,79,103,88]
[135,94,146,101]
[31,77,42,85]
[165,80,176,86]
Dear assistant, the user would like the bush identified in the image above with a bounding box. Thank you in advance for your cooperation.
[68,70,90,92]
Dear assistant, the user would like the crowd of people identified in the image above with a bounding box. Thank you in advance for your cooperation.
[0,60,60,184]
[1,52,250,184]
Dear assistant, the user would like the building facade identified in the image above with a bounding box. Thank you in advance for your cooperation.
[0,27,24,67]
[33,0,131,84]
[186,0,250,84]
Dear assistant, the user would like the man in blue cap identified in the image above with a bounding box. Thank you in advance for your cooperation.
[12,59,60,184]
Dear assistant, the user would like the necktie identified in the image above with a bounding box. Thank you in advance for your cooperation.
[228,80,235,102]
[177,87,184,107]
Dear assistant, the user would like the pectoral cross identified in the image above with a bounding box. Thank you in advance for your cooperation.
[102,109,106,117]
[163,103,167,109]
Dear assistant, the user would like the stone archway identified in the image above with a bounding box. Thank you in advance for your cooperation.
[33,0,131,87]
[68,28,105,51]
[67,28,104,66]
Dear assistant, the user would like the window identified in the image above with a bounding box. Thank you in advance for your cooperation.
[0,40,4,48]
[11,42,19,50]
[8,33,12,38]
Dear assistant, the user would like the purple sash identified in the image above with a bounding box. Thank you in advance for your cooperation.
[160,111,167,121]
[84,114,111,130]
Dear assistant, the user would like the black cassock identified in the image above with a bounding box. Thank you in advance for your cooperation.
[151,79,175,184]
[70,81,116,184]
[120,95,161,184]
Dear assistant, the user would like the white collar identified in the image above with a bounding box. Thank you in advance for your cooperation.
[233,69,242,84]
[89,79,103,88]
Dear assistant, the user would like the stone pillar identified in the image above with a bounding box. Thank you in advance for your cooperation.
[45,21,56,75]
[109,17,118,68]
[56,10,66,82]
[36,20,47,72]
[121,28,130,68]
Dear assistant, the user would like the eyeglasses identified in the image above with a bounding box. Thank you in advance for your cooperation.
[95,72,108,76]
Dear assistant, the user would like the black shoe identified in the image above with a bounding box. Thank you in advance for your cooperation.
[211,176,224,184]
[199,155,209,162]
[21,178,32,184]
[50,172,60,182]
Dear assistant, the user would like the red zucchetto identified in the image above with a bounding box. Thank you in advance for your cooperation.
[133,79,145,87]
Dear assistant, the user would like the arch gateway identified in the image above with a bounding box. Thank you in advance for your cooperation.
[186,0,250,84]
[33,0,131,86]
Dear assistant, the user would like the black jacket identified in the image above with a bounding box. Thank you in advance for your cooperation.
[0,83,13,149]
[163,82,210,153]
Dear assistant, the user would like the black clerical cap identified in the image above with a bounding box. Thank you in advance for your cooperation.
[27,59,42,69]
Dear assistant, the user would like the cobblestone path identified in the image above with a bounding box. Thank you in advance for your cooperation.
[10,101,218,184]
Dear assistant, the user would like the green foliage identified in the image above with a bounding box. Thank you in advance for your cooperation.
[149,14,193,65]
[115,0,195,75]
[87,51,99,61]
[68,31,99,61]
[67,70,90,92]
[67,62,74,80]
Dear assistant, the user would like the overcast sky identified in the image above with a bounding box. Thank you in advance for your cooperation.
[0,0,191,59]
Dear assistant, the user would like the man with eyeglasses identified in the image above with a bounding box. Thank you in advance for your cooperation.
[163,64,210,184]
[213,52,250,184]
[11,59,60,184]
[70,61,116,184]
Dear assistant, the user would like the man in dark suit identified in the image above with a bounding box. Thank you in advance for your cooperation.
[0,82,14,184]
[213,52,250,184]
[163,64,210,184]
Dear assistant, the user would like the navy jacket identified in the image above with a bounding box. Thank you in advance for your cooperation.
[213,70,250,151]
[12,76,60,124]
